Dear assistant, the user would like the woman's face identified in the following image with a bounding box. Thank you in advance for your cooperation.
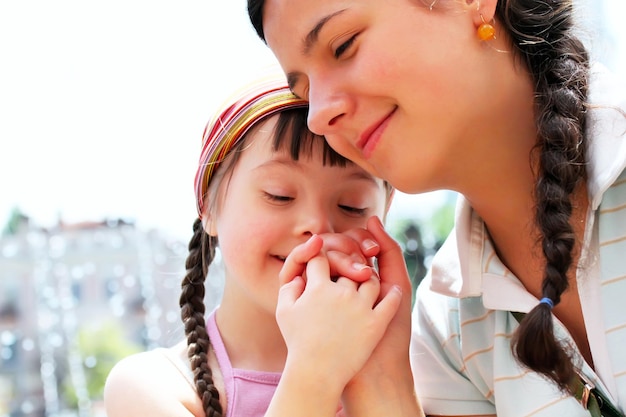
[262,0,514,194]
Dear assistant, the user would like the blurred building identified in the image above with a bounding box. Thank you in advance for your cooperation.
[0,216,223,417]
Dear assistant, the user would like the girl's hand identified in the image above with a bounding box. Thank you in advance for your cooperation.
[276,253,402,390]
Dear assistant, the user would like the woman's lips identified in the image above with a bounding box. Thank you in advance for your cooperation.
[357,107,396,159]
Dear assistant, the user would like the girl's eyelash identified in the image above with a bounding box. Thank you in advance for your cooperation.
[334,34,357,59]
[264,193,293,202]
[264,192,366,214]
[339,205,367,215]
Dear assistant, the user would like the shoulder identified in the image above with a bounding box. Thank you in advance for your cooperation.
[104,341,203,417]
[412,276,500,360]
[413,274,462,338]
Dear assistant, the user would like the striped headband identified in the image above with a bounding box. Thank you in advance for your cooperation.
[194,79,308,218]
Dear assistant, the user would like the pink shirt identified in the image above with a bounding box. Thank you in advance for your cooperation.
[161,310,344,416]
[206,311,282,417]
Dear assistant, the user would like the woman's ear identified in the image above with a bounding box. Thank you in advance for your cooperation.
[468,0,498,28]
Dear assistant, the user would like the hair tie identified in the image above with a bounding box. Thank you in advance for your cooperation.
[539,297,554,309]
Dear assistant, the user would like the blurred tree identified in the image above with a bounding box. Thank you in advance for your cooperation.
[62,322,142,408]
[1,207,28,236]
[400,222,427,307]
[427,199,456,248]
[390,195,456,306]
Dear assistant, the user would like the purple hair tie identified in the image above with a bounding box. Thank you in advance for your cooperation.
[539,297,554,309]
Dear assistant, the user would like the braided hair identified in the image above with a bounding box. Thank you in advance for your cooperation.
[496,0,590,392]
[180,219,223,416]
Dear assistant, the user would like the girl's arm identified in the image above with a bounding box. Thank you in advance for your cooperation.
[104,348,204,417]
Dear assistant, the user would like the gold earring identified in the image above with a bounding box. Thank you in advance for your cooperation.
[477,15,496,41]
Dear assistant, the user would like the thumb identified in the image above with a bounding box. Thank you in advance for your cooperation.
[279,235,324,286]
[373,284,403,323]
[366,216,412,295]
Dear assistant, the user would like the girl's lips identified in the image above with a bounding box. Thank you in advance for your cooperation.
[356,107,396,159]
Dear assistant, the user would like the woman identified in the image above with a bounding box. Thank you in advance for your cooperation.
[246,0,626,416]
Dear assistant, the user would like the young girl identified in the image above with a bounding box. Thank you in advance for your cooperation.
[247,0,626,416]
[102,78,405,417]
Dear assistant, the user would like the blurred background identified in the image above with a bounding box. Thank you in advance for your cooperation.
[0,0,624,416]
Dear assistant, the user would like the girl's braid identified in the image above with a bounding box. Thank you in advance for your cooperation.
[180,218,223,416]
[497,0,589,391]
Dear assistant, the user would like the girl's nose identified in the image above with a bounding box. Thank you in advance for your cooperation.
[296,204,334,237]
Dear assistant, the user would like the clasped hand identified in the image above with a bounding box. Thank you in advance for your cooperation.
[276,216,413,398]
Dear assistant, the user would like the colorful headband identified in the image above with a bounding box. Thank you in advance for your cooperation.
[194,78,308,218]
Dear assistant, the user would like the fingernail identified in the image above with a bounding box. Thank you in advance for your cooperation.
[352,262,369,271]
[362,239,379,251]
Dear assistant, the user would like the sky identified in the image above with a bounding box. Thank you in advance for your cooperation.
[1,0,624,241]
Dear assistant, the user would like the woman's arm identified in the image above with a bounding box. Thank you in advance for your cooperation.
[341,216,424,417]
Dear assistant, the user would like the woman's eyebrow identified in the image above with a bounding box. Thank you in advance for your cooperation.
[302,9,347,56]
[287,9,348,95]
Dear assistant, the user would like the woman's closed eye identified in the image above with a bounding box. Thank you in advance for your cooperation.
[334,34,358,59]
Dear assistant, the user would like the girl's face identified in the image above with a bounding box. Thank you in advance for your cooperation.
[262,0,520,194]
[209,115,387,316]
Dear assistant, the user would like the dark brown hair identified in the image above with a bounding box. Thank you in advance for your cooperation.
[247,0,590,394]
[495,0,589,392]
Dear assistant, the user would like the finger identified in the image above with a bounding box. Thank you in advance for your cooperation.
[304,255,331,289]
[279,235,324,286]
[334,276,359,290]
[317,232,375,262]
[277,276,306,313]
[341,227,381,258]
[372,284,403,325]
[367,216,412,295]
[326,250,373,283]
[356,272,382,305]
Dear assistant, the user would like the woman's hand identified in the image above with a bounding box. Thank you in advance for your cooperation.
[342,216,422,417]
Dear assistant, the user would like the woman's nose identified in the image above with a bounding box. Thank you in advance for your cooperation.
[306,79,350,136]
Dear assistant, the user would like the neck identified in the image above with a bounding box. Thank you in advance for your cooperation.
[454,56,543,288]
[215,286,287,373]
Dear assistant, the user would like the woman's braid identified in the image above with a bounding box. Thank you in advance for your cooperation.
[498,0,589,391]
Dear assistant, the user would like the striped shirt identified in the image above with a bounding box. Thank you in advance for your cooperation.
[411,64,626,416]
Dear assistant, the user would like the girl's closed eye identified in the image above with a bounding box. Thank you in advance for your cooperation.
[263,191,294,204]
[339,204,367,216]
[334,34,358,59]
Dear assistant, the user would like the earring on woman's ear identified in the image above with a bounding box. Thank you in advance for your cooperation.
[477,14,496,41]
